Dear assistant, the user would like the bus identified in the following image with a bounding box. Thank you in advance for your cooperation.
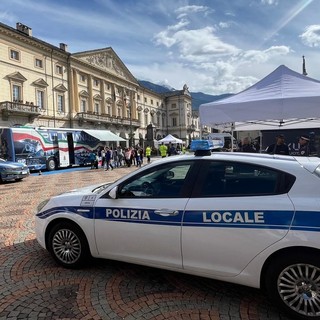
[0,126,123,171]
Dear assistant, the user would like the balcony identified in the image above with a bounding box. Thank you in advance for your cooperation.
[187,124,196,133]
[0,101,41,121]
[76,112,140,129]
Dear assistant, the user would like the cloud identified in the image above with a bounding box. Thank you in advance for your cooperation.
[300,25,320,47]
[240,46,291,63]
[154,25,240,59]
[260,0,279,5]
[175,5,212,19]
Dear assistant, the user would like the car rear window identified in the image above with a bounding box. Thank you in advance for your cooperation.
[196,161,296,197]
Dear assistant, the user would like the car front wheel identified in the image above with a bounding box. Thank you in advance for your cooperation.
[48,222,90,268]
[265,253,320,320]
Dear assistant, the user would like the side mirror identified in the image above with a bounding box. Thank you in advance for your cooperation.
[108,186,118,199]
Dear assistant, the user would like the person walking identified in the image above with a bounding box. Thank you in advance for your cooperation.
[145,145,151,164]
[159,143,168,158]
[266,134,289,155]
[104,146,114,170]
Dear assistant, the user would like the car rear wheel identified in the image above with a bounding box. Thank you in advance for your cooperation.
[48,222,90,268]
[265,253,320,320]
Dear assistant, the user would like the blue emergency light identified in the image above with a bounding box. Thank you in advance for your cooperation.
[190,140,214,151]
[191,139,224,156]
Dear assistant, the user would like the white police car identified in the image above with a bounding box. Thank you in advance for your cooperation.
[35,140,320,320]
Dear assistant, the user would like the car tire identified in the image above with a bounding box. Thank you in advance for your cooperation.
[265,253,320,320]
[47,158,56,171]
[47,222,90,268]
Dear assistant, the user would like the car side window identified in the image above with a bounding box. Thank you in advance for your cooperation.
[117,162,193,198]
[198,161,294,197]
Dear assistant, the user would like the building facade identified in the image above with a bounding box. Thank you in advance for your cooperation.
[0,22,200,148]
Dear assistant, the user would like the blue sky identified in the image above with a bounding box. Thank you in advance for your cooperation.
[1,0,319,95]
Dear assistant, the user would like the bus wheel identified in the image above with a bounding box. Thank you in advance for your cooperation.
[47,158,56,171]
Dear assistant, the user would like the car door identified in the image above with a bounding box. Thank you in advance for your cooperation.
[94,160,198,269]
[182,160,296,277]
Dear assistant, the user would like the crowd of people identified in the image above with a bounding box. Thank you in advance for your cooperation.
[237,134,317,156]
[89,142,186,170]
[88,134,317,170]
[89,145,147,170]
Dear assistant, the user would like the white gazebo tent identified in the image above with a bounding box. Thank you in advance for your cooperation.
[157,134,183,144]
[199,65,320,149]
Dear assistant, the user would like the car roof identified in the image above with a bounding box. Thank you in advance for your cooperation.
[152,152,320,173]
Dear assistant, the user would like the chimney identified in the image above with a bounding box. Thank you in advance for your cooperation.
[16,22,32,36]
[59,43,68,52]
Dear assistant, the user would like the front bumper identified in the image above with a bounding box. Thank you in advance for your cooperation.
[1,169,30,181]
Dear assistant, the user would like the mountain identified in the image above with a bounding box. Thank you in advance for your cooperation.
[138,80,232,110]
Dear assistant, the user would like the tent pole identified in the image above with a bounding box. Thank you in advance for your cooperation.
[231,123,235,152]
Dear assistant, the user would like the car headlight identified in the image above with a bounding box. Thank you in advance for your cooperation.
[37,199,50,213]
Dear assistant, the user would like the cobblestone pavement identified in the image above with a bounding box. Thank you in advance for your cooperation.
[0,165,290,320]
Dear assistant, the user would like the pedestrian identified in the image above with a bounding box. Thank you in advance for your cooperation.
[101,147,106,168]
[104,146,114,170]
[145,145,151,164]
[117,146,124,167]
[266,134,289,155]
[298,135,317,156]
[135,147,141,167]
[238,137,256,153]
[159,143,168,158]
[124,148,132,167]
[89,150,96,169]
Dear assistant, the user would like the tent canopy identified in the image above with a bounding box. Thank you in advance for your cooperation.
[158,134,183,144]
[199,65,320,126]
[83,129,125,142]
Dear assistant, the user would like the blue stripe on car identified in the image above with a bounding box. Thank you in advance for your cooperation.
[36,207,320,232]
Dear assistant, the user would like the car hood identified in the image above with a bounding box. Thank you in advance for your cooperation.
[0,161,27,169]
[59,182,114,196]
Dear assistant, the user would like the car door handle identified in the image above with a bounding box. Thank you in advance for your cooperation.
[154,209,180,217]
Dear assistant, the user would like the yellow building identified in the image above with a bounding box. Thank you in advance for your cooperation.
[0,21,200,146]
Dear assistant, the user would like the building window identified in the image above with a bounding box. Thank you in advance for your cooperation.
[80,74,86,82]
[157,101,159,106]
[106,83,110,90]
[57,94,64,113]
[162,115,166,127]
[144,97,147,103]
[56,65,63,75]
[80,100,86,112]
[12,84,22,102]
[157,115,160,125]
[172,118,177,126]
[35,58,43,68]
[137,94,140,100]
[94,79,99,87]
[117,108,121,117]
[144,114,148,125]
[94,102,99,114]
[36,90,45,109]
[171,103,177,109]
[151,99,153,105]
[10,49,20,61]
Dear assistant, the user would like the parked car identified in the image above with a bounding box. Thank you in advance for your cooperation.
[0,158,30,183]
[36,140,320,320]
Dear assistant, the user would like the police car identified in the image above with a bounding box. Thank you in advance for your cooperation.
[35,140,320,320]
